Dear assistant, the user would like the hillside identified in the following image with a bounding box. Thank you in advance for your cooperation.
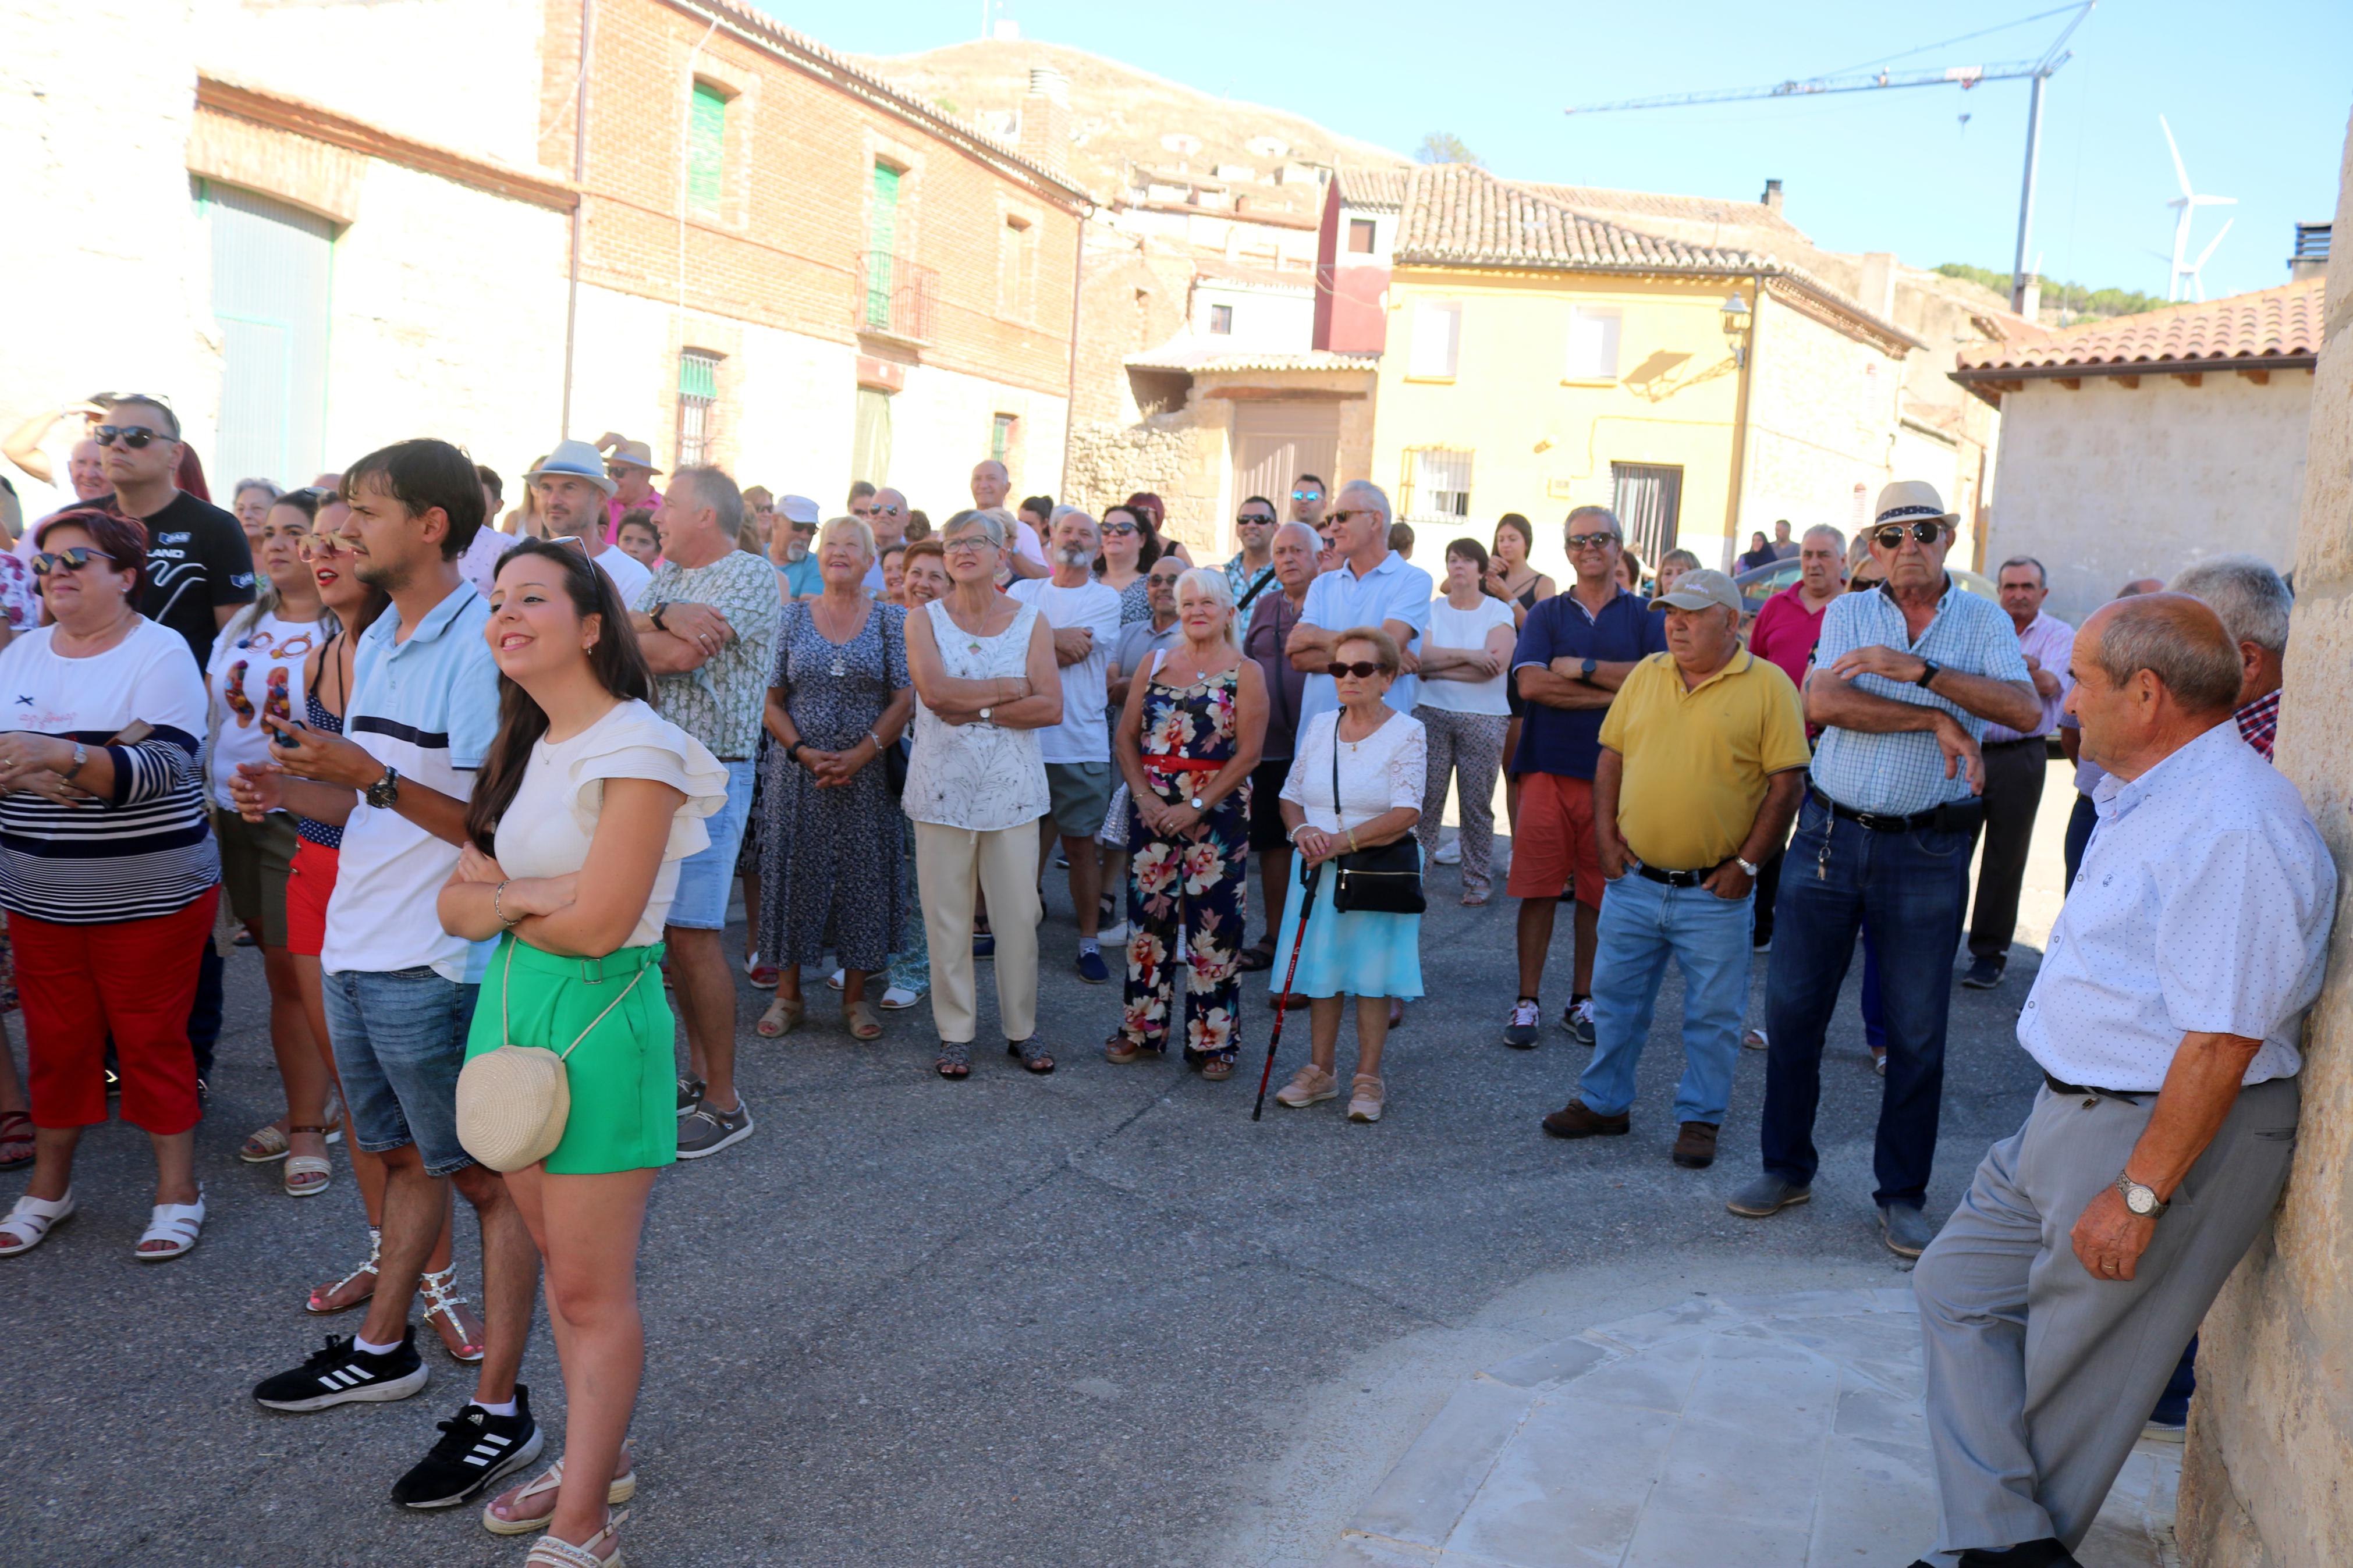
[856,38,1410,220]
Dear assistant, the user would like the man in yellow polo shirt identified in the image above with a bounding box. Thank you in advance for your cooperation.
[1541,568,1810,1169]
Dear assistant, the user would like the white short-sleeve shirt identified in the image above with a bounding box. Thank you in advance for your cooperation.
[1417,593,1517,716]
[1006,577,1123,763]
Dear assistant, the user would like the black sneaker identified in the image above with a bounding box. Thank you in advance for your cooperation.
[389,1386,543,1509]
[1961,955,2006,989]
[253,1327,429,1411]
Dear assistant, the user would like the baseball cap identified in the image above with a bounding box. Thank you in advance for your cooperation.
[778,494,821,525]
[1651,568,1743,616]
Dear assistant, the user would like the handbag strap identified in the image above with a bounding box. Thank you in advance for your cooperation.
[501,937,652,1062]
[1329,714,1343,835]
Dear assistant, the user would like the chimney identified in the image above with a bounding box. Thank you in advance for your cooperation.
[2290,222,2331,282]
[1761,178,1783,214]
[1858,251,1897,320]
[1018,67,1071,178]
[2018,274,2043,322]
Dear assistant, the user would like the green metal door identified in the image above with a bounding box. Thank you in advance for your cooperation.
[866,163,901,328]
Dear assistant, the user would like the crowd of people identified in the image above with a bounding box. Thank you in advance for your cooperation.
[0,387,2330,1568]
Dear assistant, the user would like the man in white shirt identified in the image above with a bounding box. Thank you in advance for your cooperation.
[1285,481,1432,732]
[526,442,651,607]
[1910,593,2333,1568]
[1009,509,1123,984]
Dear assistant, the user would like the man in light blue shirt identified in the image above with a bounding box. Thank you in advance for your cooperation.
[1284,481,1432,733]
[1913,592,2330,1567]
[1730,482,2042,1259]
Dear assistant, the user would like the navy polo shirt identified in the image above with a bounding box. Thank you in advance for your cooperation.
[1509,586,1667,779]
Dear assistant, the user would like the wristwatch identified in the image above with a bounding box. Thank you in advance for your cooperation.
[1189,794,1206,811]
[1734,855,1762,878]
[1914,659,1942,689]
[364,766,401,810]
[2115,1171,2169,1218]
[650,602,670,633]
[63,741,88,779]
[978,706,995,726]
[1580,656,1599,684]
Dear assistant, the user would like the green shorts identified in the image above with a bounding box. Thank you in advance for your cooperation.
[214,807,298,948]
[464,936,677,1175]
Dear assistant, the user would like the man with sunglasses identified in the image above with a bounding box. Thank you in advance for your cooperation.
[1502,507,1666,1051]
[1223,496,1279,610]
[1729,481,2041,1260]
[859,487,911,593]
[594,434,662,541]
[80,396,257,670]
[1286,482,1429,736]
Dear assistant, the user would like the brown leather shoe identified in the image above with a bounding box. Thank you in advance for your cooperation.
[1671,1121,1720,1168]
[1541,1100,1630,1139]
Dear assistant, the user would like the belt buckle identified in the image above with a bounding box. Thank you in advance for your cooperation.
[579,954,611,984]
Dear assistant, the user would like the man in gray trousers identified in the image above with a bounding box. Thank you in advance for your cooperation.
[1910,593,2334,1568]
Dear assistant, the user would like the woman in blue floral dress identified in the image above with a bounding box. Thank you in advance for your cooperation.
[1106,568,1268,1076]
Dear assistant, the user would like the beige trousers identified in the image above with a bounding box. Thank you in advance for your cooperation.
[913,819,1041,1044]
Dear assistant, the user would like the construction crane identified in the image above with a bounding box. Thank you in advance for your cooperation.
[1566,2,2096,316]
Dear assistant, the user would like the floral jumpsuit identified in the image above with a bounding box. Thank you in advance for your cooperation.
[1118,663,1250,1065]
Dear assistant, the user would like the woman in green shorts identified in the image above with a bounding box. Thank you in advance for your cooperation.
[438,539,725,1566]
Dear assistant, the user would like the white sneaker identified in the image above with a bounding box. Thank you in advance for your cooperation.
[1099,919,1129,945]
[826,968,845,991]
[1434,838,1461,865]
[879,984,922,1010]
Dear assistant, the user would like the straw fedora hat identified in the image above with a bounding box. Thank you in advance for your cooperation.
[608,439,663,474]
[525,439,619,497]
[1872,479,1959,529]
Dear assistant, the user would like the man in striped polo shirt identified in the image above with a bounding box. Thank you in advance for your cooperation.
[242,440,544,1511]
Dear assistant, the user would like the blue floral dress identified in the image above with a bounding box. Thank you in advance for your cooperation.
[1116,659,1250,1066]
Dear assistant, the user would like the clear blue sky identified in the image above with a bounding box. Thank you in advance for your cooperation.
[759,0,2350,303]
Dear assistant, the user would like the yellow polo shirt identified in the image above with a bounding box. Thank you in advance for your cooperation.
[1598,647,1811,872]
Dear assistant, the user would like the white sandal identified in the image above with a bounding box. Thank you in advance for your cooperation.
[482,1456,638,1535]
[0,1189,74,1256]
[134,1189,205,1261]
[422,1263,486,1363]
[526,1508,627,1566]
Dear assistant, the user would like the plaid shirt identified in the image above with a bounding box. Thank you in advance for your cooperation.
[1807,577,2031,815]
[2235,687,2280,762]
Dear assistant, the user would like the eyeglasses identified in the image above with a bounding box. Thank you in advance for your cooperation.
[1325,660,1386,679]
[1566,532,1620,550]
[1869,520,1949,550]
[943,536,996,554]
[1329,509,1375,525]
[1237,513,1275,527]
[33,547,100,577]
[1101,522,1138,537]
[93,425,169,449]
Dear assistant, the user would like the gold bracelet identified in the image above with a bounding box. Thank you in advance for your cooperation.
[494,880,518,930]
[1347,830,1360,853]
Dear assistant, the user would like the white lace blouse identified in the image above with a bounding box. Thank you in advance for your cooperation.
[1280,707,1428,835]
[902,598,1051,833]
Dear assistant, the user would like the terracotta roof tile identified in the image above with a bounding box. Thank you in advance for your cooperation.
[1337,165,1410,211]
[1954,279,2324,372]
[1513,182,1811,245]
[1393,164,1767,272]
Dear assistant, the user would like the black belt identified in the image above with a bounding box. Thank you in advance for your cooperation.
[1809,787,1984,835]
[1634,861,1721,888]
[2045,1071,2143,1106]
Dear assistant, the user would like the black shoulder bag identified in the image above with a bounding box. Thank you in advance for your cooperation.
[1328,719,1425,914]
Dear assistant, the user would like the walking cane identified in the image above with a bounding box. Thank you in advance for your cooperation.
[1252,861,1324,1121]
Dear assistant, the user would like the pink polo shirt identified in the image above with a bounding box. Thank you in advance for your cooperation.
[1749,583,1832,689]
[605,488,661,544]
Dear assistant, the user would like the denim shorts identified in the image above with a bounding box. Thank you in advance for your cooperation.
[668,758,757,930]
[322,966,481,1176]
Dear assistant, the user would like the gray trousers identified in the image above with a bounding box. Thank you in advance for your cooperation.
[1914,1074,2298,1555]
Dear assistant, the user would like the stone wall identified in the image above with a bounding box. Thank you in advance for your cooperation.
[2177,109,2353,1568]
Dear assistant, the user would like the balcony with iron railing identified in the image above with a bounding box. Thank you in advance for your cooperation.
[856,250,936,343]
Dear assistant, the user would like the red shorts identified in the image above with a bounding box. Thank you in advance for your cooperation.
[1506,771,1603,909]
[16,889,217,1134]
[286,837,340,958]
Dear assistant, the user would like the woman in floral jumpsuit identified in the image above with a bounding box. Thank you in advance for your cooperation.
[1106,568,1269,1077]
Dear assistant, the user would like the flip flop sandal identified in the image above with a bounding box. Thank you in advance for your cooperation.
[526,1508,628,1567]
[0,1109,33,1171]
[0,1189,73,1256]
[239,1121,291,1164]
[308,1226,381,1314]
[482,1456,638,1535]
[935,1040,971,1079]
[423,1263,486,1363]
[134,1190,205,1261]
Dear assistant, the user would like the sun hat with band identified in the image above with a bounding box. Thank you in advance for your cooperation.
[606,439,663,475]
[1649,568,1744,617]
[1871,479,1959,531]
[524,439,618,497]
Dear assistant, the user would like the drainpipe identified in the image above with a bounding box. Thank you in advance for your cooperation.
[1060,212,1086,500]
[559,0,595,438]
[1719,271,1765,573]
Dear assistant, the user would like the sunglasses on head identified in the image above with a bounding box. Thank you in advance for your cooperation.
[1326,660,1385,679]
[34,547,101,577]
[1869,520,1948,550]
[94,424,170,449]
[543,534,593,560]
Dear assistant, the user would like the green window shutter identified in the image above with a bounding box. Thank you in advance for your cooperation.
[687,84,726,212]
[679,350,718,400]
[870,162,900,251]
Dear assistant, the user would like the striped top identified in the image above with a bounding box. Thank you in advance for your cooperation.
[0,618,218,924]
[294,686,345,850]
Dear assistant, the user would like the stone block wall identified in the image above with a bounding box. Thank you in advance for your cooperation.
[2177,109,2353,1568]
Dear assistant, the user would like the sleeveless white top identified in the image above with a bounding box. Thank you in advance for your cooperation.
[903,598,1050,833]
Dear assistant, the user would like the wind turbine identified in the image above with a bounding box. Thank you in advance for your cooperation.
[2160,116,2235,302]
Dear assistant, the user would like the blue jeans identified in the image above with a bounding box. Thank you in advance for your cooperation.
[322,966,481,1176]
[668,759,757,930]
[1577,872,1754,1125]
[1760,793,1973,1208]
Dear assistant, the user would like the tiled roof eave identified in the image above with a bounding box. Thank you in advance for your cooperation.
[1951,351,2319,382]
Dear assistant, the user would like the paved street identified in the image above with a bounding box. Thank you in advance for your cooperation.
[4,770,2099,1567]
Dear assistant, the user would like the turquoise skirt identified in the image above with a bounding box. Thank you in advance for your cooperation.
[1266,854,1424,1000]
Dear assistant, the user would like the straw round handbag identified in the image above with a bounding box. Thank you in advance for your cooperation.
[456,942,648,1172]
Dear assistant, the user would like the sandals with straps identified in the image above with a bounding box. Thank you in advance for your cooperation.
[482,1455,638,1535]
[422,1263,486,1363]
[526,1508,628,1567]
[283,1123,334,1197]
[0,1109,32,1171]
[1007,1037,1056,1075]
[134,1189,205,1261]
[0,1189,74,1256]
[308,1226,380,1314]
[935,1040,971,1080]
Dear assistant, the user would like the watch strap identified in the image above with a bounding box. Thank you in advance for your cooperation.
[1914,659,1942,689]
[2114,1171,2169,1215]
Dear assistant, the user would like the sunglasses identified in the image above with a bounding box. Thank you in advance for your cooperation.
[1566,532,1620,550]
[1329,509,1374,525]
[94,424,170,449]
[544,534,593,560]
[1325,660,1386,679]
[297,533,352,561]
[34,547,101,577]
[1237,513,1276,527]
[1849,575,1885,593]
[872,504,903,517]
[1101,522,1139,537]
[1292,490,1321,501]
[1869,521,1949,550]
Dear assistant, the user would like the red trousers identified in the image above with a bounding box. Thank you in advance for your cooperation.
[15,888,217,1135]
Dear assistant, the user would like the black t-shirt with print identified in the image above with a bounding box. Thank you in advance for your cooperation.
[78,489,258,667]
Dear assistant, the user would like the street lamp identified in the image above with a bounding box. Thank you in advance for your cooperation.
[1720,289,1753,368]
